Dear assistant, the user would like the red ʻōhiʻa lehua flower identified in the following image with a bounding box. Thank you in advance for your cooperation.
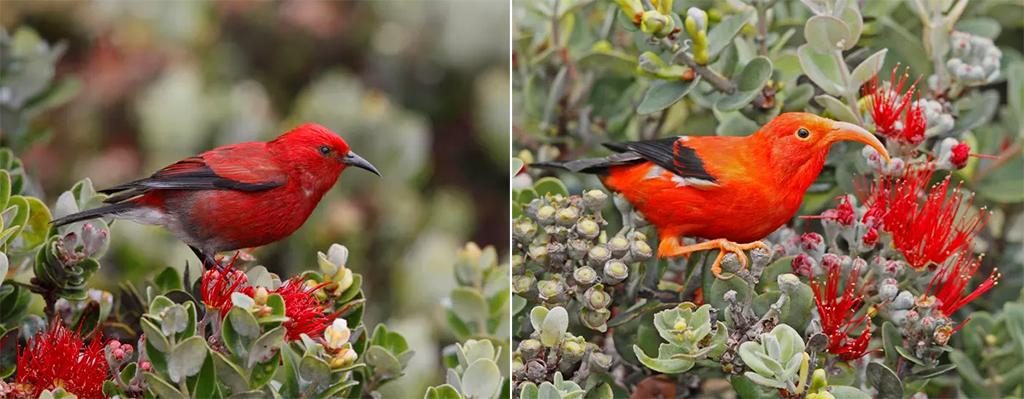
[810,263,873,361]
[863,65,927,145]
[925,252,1000,325]
[49,123,381,270]
[866,168,987,269]
[531,112,891,277]
[200,256,249,313]
[255,277,339,341]
[15,322,108,399]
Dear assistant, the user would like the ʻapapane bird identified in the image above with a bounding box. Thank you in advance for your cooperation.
[534,112,891,277]
[52,123,381,268]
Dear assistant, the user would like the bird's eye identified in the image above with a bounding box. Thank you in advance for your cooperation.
[796,128,810,139]
[319,145,331,154]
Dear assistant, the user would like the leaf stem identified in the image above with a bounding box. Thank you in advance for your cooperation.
[831,50,864,124]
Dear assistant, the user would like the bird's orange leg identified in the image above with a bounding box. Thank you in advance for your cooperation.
[659,238,769,278]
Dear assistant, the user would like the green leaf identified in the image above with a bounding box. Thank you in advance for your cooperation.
[451,287,489,327]
[161,305,188,336]
[849,49,887,91]
[716,57,772,111]
[881,321,900,367]
[155,267,183,292]
[798,45,845,96]
[828,386,872,399]
[0,171,10,210]
[141,318,170,353]
[462,359,502,399]
[893,345,926,366]
[168,336,208,383]
[804,15,851,53]
[248,351,280,389]
[815,95,858,124]
[228,307,260,338]
[191,351,217,399]
[424,385,464,399]
[540,306,568,346]
[637,78,700,114]
[144,372,187,399]
[633,344,695,374]
[212,351,250,394]
[866,362,902,399]
[533,177,569,198]
[365,345,404,378]
[299,354,332,387]
[247,326,285,368]
[839,4,863,49]
[707,10,753,59]
[529,306,549,332]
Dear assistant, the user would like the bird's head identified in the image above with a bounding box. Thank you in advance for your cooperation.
[755,112,890,178]
[270,123,382,179]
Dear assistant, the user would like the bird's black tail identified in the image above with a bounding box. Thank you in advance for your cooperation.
[51,203,137,227]
[531,152,645,174]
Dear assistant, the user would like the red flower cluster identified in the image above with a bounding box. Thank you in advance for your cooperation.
[200,257,249,313]
[925,253,1000,321]
[16,323,109,399]
[810,263,872,361]
[864,65,926,145]
[865,168,987,269]
[261,278,339,341]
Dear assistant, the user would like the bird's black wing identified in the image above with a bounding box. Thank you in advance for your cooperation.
[603,137,716,183]
[100,156,284,204]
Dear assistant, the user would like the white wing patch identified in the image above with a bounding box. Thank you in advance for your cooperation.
[644,164,719,188]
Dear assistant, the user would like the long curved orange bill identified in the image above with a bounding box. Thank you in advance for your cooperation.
[829,121,891,162]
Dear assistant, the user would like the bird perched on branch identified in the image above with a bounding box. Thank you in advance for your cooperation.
[52,123,381,268]
[534,112,891,277]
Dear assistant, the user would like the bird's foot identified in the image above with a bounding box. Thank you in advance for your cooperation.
[658,238,768,278]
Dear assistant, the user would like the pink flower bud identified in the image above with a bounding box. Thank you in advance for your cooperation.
[862,227,879,247]
[791,254,814,278]
[951,142,970,169]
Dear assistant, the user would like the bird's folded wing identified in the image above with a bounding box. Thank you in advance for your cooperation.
[603,137,717,183]
[100,143,287,203]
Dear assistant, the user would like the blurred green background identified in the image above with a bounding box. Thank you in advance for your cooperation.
[1,0,508,396]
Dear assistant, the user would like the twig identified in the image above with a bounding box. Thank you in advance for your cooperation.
[973,141,1022,182]
[671,48,736,94]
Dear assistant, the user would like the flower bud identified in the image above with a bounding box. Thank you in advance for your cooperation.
[140,361,152,371]
[878,278,899,302]
[640,10,669,36]
[603,260,629,284]
[820,253,841,271]
[330,345,358,369]
[562,340,585,360]
[252,286,269,305]
[576,218,600,239]
[861,227,879,248]
[607,235,630,257]
[580,308,611,331]
[686,7,708,33]
[584,285,612,309]
[535,205,556,225]
[933,325,953,346]
[555,206,580,226]
[525,359,546,380]
[528,244,548,263]
[566,239,590,259]
[518,339,542,359]
[799,232,825,255]
[546,241,567,267]
[777,273,802,295]
[573,266,598,286]
[629,239,653,260]
[323,318,351,350]
[590,352,612,369]
[583,189,608,209]
[537,279,565,302]
[950,142,970,169]
[513,218,538,241]
[791,254,815,278]
[513,273,536,294]
[891,290,915,309]
[587,245,612,267]
[850,257,868,274]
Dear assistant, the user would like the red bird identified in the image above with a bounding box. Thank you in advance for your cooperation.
[535,113,891,276]
[52,123,380,268]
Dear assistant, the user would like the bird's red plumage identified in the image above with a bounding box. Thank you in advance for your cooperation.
[599,113,872,245]
[102,123,365,257]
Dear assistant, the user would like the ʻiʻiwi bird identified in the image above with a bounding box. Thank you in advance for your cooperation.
[52,123,380,268]
[534,112,891,277]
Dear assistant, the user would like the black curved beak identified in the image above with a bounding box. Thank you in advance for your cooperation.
[342,151,381,177]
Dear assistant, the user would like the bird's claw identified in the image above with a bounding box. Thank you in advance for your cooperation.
[658,237,768,279]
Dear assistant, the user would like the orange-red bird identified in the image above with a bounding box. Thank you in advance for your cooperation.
[52,123,380,268]
[535,113,891,276]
